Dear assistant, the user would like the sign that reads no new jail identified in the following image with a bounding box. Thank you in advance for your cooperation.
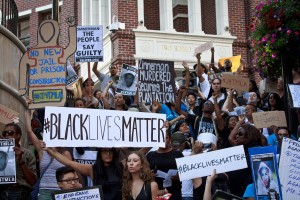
[43,106,166,147]
[138,59,176,105]
[75,26,103,62]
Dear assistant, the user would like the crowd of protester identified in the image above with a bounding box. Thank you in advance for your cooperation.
[1,48,300,200]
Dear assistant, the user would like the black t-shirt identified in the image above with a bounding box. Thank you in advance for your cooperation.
[146,150,183,200]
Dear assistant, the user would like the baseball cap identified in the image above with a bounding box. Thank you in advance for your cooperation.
[171,132,185,148]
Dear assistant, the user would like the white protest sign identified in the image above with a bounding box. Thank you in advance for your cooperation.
[197,133,217,145]
[43,106,166,147]
[175,145,247,181]
[194,41,213,56]
[288,84,300,108]
[66,60,79,86]
[252,111,287,129]
[52,186,103,200]
[75,26,103,62]
[0,104,19,125]
[279,137,300,199]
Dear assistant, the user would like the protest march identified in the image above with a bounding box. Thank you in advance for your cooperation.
[1,1,300,200]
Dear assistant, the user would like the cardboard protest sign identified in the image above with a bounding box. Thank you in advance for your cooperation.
[0,104,19,125]
[51,186,104,200]
[0,139,16,184]
[194,41,213,56]
[288,84,300,108]
[175,145,247,181]
[43,106,166,148]
[252,111,287,129]
[219,55,241,72]
[221,73,249,91]
[279,138,300,200]
[116,64,138,96]
[138,59,176,105]
[18,20,77,109]
[66,60,79,86]
[248,146,282,200]
[75,26,103,62]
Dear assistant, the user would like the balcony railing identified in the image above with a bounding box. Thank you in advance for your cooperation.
[0,0,18,36]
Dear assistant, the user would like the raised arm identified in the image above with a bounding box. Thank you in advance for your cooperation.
[222,89,234,112]
[182,61,190,100]
[25,110,43,160]
[212,93,224,131]
[196,53,205,83]
[47,147,94,178]
[92,62,100,78]
[175,86,188,119]
[210,47,220,73]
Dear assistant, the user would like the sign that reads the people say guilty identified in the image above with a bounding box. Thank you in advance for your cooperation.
[75,26,103,62]
[43,106,166,147]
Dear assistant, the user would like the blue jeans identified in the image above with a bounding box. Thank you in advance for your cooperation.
[182,197,193,200]
[38,189,57,200]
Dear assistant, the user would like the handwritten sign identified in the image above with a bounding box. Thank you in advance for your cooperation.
[175,145,247,181]
[0,104,19,125]
[248,146,282,199]
[194,41,213,56]
[138,59,176,105]
[116,64,138,96]
[52,186,103,200]
[279,138,300,199]
[75,26,103,62]
[0,139,16,184]
[18,20,76,109]
[288,84,300,108]
[43,106,166,148]
[252,111,287,129]
[221,73,249,91]
[219,55,241,72]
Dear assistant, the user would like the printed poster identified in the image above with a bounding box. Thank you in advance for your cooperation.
[0,139,16,184]
[116,64,138,96]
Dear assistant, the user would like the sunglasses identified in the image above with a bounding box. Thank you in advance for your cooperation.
[60,178,79,184]
[2,130,16,137]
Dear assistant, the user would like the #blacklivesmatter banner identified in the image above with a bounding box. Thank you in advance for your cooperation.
[0,139,16,184]
[138,59,176,105]
[279,138,300,200]
[75,26,103,62]
[43,106,166,147]
[175,145,247,181]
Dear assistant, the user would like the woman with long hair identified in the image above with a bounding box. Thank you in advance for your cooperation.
[267,93,284,111]
[122,151,158,200]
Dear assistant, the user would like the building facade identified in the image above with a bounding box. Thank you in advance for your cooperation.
[15,0,261,80]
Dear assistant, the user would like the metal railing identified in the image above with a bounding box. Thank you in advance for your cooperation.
[0,0,18,36]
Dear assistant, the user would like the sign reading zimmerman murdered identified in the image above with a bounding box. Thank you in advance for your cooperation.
[252,111,287,129]
[279,138,300,200]
[138,59,176,104]
[52,186,104,200]
[0,104,19,125]
[18,19,76,109]
[0,139,16,184]
[43,106,166,147]
[75,26,103,62]
[221,73,249,92]
[175,145,247,181]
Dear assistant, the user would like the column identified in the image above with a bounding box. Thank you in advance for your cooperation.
[188,0,205,34]
[159,0,176,32]
[215,0,231,36]
[137,0,146,29]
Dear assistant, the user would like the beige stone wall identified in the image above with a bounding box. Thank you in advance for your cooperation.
[0,25,28,147]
